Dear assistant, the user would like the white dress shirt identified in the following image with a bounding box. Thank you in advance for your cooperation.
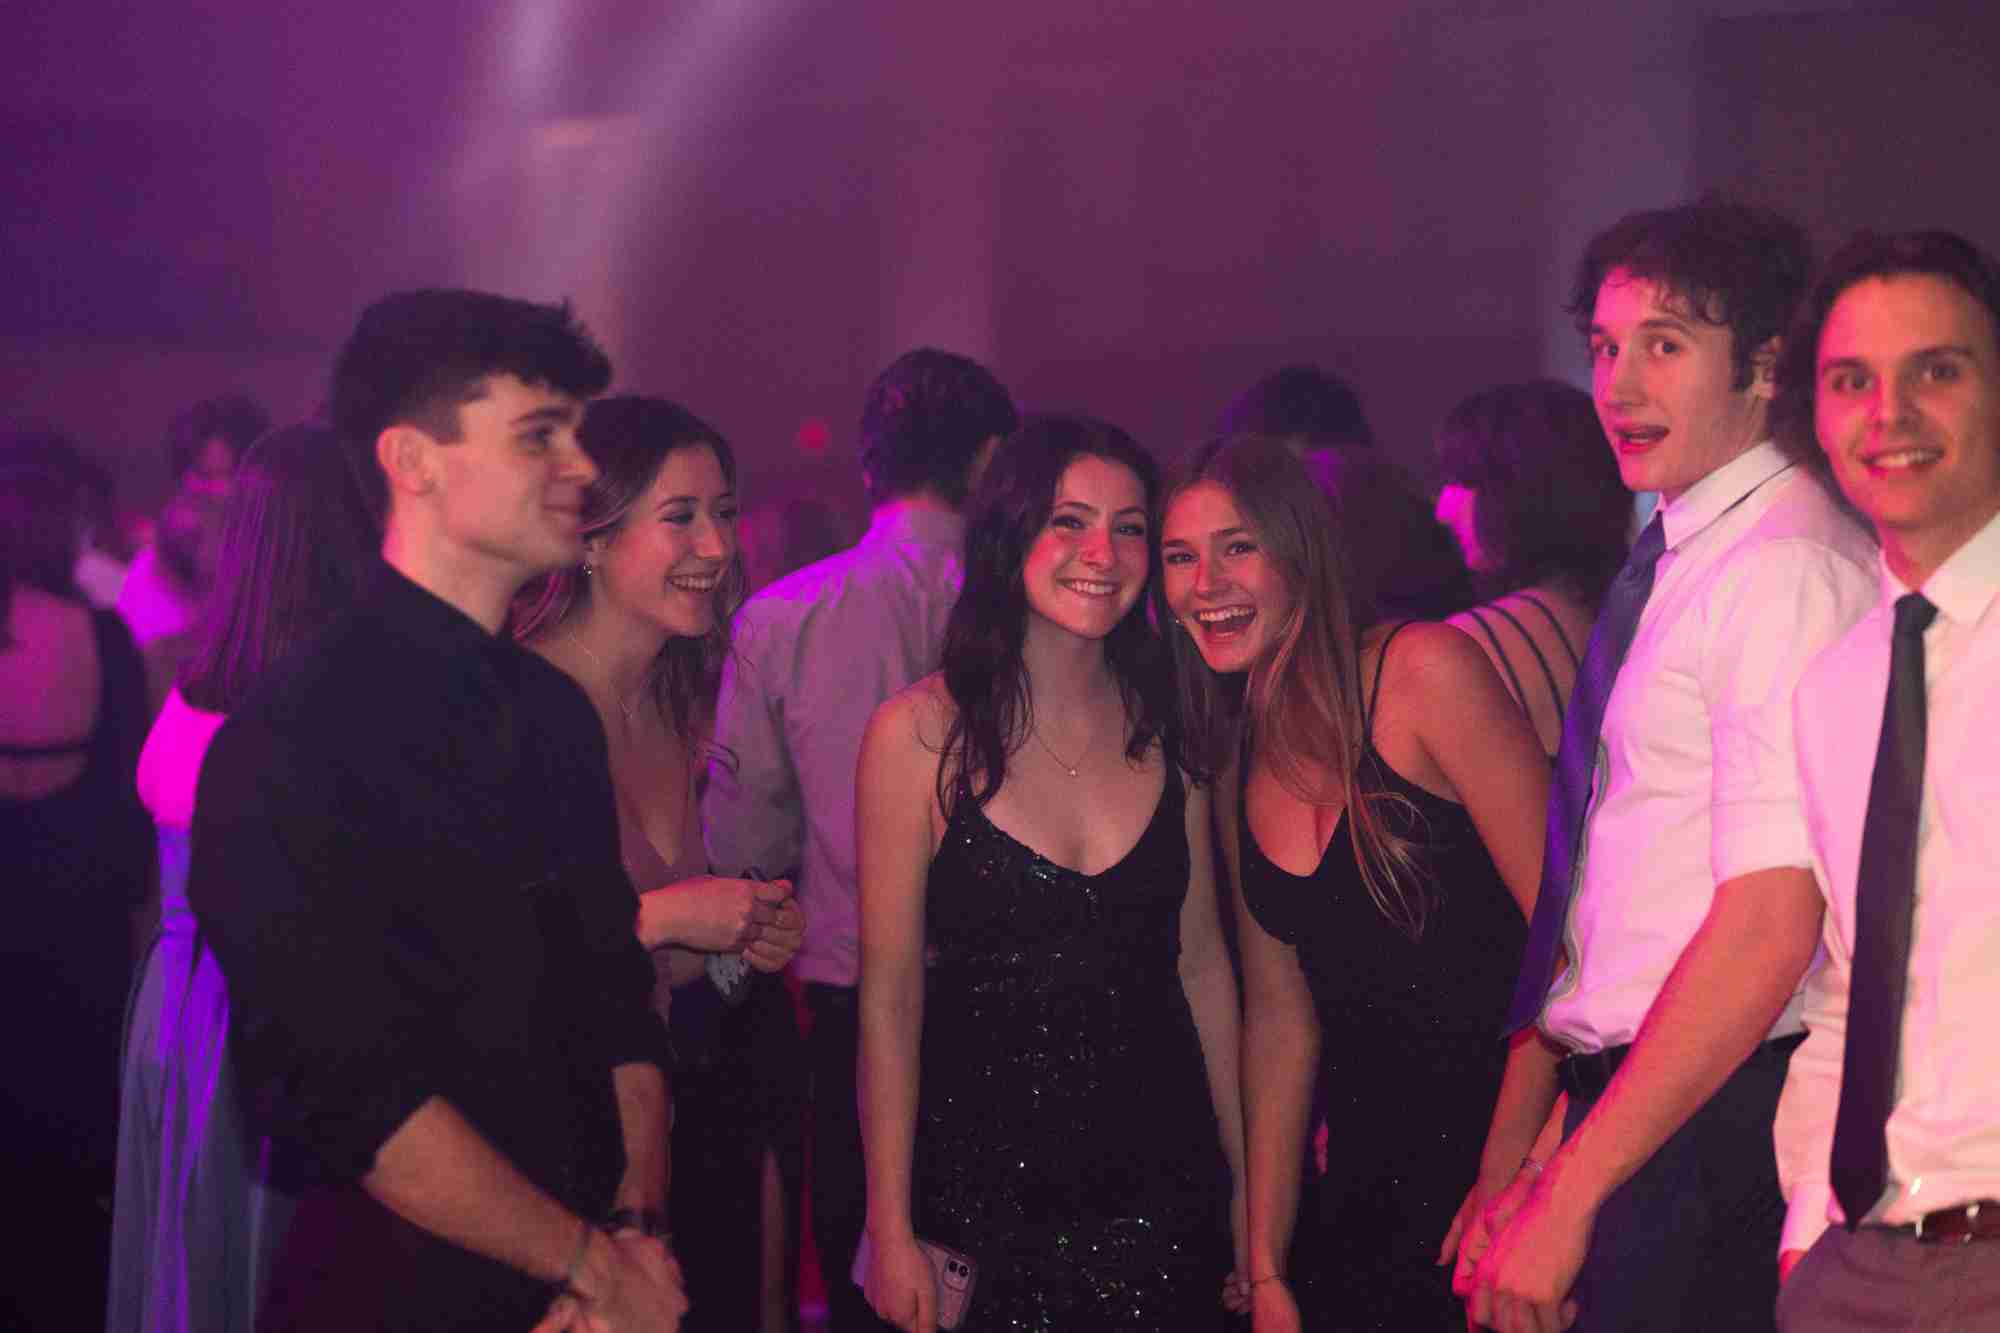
[1541,443,1878,1052]
[1775,507,2000,1255]
[704,505,965,988]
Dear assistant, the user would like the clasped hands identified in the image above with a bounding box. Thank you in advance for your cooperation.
[638,875,805,972]
[535,1227,687,1333]
[1443,1159,1587,1333]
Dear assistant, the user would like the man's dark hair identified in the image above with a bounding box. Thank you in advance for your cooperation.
[1214,364,1375,447]
[1568,199,1812,391]
[1773,229,2000,467]
[330,289,614,521]
[164,394,270,482]
[857,348,1017,506]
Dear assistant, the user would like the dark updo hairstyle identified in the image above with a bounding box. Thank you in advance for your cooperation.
[938,413,1176,811]
[1434,379,1631,608]
[1299,446,1472,620]
[1773,229,2000,470]
[513,395,742,743]
[179,424,378,713]
[1161,435,1427,937]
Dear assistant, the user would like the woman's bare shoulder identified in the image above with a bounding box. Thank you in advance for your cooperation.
[869,671,957,756]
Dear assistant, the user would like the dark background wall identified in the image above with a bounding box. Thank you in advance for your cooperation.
[4,1,1994,514]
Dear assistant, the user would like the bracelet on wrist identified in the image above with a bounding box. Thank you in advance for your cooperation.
[560,1216,594,1294]
[602,1206,673,1246]
[1248,1273,1288,1287]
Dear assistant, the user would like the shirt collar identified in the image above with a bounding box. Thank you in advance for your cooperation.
[1882,506,2000,627]
[1657,440,1794,551]
[865,504,965,551]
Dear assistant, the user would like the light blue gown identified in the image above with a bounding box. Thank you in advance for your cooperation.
[106,825,295,1333]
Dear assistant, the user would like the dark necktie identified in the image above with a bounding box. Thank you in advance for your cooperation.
[1829,591,1938,1227]
[1504,513,1667,1033]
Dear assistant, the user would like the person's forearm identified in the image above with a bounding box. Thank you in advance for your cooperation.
[859,961,924,1243]
[1181,944,1247,1194]
[635,886,692,952]
[611,1062,669,1214]
[363,1095,595,1285]
[1241,993,1318,1277]
[660,944,706,987]
[1545,867,1822,1207]
[1477,1031,1564,1183]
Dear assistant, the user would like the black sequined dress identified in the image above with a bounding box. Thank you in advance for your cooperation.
[911,764,1231,1331]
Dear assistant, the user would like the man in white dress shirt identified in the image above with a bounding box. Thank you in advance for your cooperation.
[1463,201,1878,1332]
[1769,230,2000,1330]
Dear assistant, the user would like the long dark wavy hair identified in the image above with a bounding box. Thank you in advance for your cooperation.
[179,424,378,713]
[512,395,743,743]
[1159,434,1428,938]
[938,413,1178,812]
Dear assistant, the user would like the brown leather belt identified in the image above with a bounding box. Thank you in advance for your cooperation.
[1895,1200,2000,1244]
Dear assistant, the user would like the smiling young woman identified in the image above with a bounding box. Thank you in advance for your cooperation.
[856,414,1246,1332]
[514,395,808,1333]
[1159,434,1550,1332]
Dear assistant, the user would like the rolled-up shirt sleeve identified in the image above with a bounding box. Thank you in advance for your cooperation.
[1704,539,1877,885]
[705,615,804,879]
[189,718,447,1183]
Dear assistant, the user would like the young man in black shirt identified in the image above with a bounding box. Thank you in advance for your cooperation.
[190,290,684,1331]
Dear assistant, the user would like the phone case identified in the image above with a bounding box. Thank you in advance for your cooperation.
[851,1232,980,1330]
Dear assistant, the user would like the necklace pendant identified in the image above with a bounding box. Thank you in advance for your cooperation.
[1066,765,1079,778]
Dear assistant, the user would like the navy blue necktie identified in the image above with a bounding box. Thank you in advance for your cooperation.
[1829,592,1937,1227]
[1504,514,1667,1034]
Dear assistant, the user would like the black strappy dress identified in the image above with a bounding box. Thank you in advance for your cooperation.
[910,763,1232,1331]
[1238,625,1527,1329]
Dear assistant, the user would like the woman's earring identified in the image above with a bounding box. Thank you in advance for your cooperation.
[582,558,595,576]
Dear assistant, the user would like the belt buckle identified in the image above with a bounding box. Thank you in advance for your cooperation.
[1913,1201,1982,1245]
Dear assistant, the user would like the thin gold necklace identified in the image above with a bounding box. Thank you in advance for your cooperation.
[1029,711,1095,778]
[567,628,648,724]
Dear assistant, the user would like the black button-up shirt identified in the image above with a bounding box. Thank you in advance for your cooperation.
[190,564,667,1330]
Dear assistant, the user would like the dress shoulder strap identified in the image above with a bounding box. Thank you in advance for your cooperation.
[1514,591,1582,672]
[1364,621,1417,739]
[1485,600,1567,723]
[1459,606,1530,713]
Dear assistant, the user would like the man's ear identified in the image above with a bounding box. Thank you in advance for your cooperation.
[377,424,438,498]
[1748,336,1781,401]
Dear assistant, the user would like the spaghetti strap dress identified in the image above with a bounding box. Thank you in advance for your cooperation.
[910,762,1232,1330]
[1237,625,1526,1329]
